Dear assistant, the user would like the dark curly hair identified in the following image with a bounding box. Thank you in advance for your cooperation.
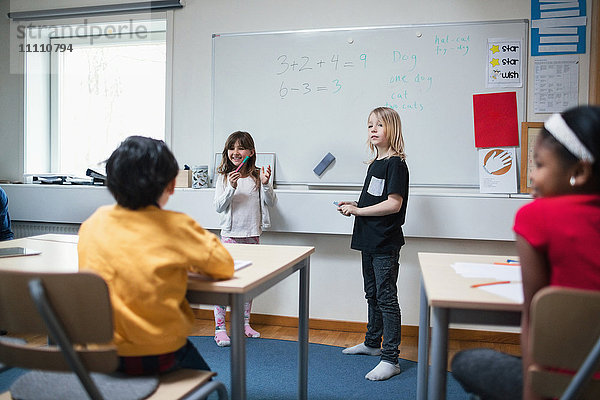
[106,136,179,209]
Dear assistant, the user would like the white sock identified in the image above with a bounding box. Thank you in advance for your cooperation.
[342,343,381,356]
[365,360,401,381]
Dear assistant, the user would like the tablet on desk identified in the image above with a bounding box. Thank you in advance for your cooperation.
[0,247,41,258]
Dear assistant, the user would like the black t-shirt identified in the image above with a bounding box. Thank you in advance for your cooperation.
[350,156,409,253]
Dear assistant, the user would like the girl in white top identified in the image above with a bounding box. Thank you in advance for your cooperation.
[213,131,277,346]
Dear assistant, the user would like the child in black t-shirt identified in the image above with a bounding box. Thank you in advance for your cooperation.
[336,106,409,381]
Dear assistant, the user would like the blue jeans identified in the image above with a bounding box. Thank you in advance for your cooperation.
[361,251,402,363]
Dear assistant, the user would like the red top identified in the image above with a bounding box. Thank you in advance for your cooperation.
[513,194,600,291]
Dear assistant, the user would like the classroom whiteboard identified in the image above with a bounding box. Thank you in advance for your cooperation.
[212,20,527,186]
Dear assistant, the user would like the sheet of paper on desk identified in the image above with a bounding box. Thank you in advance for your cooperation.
[188,260,252,280]
[479,282,524,303]
[451,262,521,281]
[234,260,252,270]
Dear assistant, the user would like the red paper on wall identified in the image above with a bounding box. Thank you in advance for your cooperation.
[472,92,519,148]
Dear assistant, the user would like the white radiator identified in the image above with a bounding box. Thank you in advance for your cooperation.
[12,221,80,239]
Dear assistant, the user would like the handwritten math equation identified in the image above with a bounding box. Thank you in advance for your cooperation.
[276,53,367,99]
[273,34,468,107]
[276,54,367,75]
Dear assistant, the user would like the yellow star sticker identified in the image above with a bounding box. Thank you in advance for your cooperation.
[490,58,500,67]
[490,44,500,54]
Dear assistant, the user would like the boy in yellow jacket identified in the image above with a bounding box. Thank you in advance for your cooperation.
[78,136,234,375]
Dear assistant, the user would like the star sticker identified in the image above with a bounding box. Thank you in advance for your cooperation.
[490,58,500,67]
[490,44,500,54]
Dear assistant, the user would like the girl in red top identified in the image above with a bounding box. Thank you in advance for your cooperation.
[452,105,600,400]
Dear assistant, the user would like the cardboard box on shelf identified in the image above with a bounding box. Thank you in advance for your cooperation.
[175,170,192,188]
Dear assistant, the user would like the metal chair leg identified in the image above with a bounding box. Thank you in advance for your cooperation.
[560,336,600,400]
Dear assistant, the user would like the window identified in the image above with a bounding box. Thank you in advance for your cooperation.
[24,17,168,176]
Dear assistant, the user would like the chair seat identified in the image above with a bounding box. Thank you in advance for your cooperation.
[530,367,600,400]
[0,271,227,400]
[6,369,218,400]
[148,369,216,399]
[10,370,159,400]
[528,287,600,400]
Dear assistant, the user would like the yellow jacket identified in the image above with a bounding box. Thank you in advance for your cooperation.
[78,205,234,356]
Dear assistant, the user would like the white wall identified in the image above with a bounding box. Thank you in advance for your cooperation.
[254,232,516,327]
[0,0,593,331]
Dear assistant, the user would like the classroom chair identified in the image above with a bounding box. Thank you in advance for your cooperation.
[0,270,228,400]
[528,286,600,400]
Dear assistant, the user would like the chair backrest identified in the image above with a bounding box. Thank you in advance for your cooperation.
[0,270,117,373]
[528,286,600,400]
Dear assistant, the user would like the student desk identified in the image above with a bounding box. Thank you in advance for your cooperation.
[417,252,523,400]
[0,234,315,400]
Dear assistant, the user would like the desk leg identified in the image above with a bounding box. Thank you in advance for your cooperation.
[298,258,310,400]
[428,307,449,400]
[417,276,430,400]
[230,293,246,400]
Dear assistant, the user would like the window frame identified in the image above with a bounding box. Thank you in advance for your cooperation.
[49,27,167,173]
[21,12,173,175]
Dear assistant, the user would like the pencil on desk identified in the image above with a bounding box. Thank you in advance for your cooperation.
[471,280,520,288]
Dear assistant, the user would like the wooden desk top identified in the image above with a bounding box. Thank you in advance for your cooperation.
[418,252,523,312]
[0,236,78,273]
[0,235,315,295]
[187,243,314,294]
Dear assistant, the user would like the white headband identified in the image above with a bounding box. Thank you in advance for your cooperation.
[544,113,595,163]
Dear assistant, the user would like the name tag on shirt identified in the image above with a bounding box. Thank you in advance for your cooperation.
[367,176,385,197]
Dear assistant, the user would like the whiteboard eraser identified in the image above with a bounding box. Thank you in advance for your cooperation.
[313,152,335,176]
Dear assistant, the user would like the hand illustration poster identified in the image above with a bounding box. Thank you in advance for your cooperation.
[479,148,518,193]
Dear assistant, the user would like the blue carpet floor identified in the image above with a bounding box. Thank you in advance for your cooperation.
[192,336,468,400]
[0,336,469,399]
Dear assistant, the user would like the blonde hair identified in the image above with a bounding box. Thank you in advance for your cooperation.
[367,107,406,163]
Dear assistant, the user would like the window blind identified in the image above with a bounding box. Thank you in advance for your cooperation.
[8,0,183,20]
